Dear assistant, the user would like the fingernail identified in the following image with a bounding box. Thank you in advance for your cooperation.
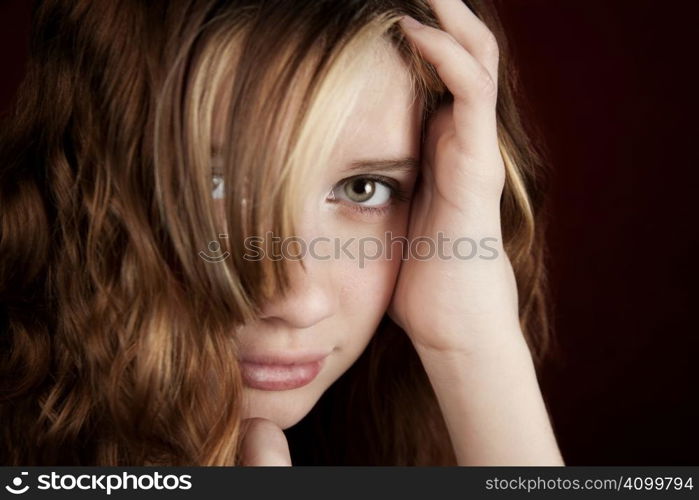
[399,15,424,30]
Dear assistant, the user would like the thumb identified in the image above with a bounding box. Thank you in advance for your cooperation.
[239,418,292,466]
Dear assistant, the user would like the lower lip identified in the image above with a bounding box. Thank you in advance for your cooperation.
[240,358,325,391]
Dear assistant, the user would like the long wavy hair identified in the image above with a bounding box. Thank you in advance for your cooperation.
[0,0,550,465]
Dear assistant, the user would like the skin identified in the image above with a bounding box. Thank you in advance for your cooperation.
[232,41,422,448]
[239,0,564,465]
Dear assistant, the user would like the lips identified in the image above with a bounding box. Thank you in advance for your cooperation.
[238,351,330,391]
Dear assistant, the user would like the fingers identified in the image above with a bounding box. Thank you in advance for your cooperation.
[239,418,292,466]
[399,15,501,168]
[424,0,499,83]
[400,16,497,108]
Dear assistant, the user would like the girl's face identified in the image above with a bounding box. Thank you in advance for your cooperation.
[230,45,422,429]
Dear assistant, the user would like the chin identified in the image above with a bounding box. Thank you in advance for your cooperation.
[242,386,319,430]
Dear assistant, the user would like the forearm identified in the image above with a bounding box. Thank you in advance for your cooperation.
[415,333,564,466]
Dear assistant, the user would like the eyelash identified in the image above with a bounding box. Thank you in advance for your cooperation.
[327,174,410,216]
[211,173,410,216]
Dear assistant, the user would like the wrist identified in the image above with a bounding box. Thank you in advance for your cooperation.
[411,324,529,361]
[412,328,534,379]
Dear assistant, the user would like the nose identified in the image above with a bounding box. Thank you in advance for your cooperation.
[257,260,339,329]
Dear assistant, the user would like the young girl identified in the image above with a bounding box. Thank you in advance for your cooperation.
[0,0,563,465]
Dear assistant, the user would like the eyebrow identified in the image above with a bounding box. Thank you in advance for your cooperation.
[344,157,420,174]
[209,155,420,176]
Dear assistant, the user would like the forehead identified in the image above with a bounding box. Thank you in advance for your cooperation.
[332,42,422,163]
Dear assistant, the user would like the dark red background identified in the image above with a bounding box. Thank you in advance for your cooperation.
[1,1,696,464]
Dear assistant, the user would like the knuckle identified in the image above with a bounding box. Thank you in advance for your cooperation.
[480,30,500,61]
[244,417,278,434]
[434,129,459,157]
[475,68,497,99]
[469,162,507,199]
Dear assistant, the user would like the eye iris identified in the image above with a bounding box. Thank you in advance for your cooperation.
[344,179,375,203]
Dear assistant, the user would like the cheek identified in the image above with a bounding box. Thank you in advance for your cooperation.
[337,245,402,321]
[331,206,412,317]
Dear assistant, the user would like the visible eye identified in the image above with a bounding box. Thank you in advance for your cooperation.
[339,177,391,206]
[327,175,409,215]
[212,174,225,199]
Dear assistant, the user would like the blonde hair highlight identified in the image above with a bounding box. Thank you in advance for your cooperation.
[0,0,550,465]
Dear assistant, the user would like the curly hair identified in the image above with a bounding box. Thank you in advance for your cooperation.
[0,0,550,465]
